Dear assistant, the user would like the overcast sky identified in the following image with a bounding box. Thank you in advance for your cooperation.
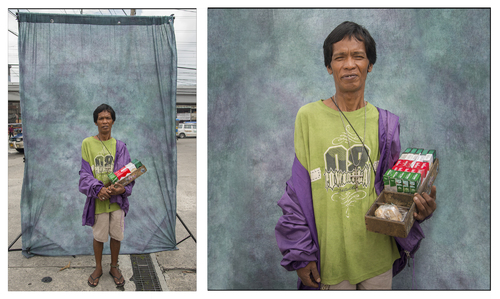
[7,8,196,86]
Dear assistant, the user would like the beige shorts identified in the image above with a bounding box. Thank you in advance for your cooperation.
[320,268,393,290]
[92,209,124,243]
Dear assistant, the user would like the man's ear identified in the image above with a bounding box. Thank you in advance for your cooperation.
[367,64,373,73]
[327,65,333,75]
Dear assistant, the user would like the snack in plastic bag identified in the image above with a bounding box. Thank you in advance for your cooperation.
[374,203,403,221]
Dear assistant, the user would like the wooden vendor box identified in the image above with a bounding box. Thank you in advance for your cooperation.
[104,165,147,188]
[365,159,439,238]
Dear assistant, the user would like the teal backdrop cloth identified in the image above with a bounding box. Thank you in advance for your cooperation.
[207,9,490,290]
[18,12,178,257]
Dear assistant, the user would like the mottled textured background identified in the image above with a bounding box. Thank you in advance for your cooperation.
[207,9,490,290]
[18,13,178,257]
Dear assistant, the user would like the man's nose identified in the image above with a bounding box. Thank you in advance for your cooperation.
[344,56,355,69]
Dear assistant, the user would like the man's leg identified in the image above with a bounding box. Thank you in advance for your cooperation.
[109,238,124,285]
[109,209,125,286]
[357,268,393,290]
[89,212,109,286]
[88,239,104,285]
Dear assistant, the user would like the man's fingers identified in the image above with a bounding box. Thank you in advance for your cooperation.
[429,185,437,200]
[310,264,321,283]
[297,261,320,288]
[413,185,437,221]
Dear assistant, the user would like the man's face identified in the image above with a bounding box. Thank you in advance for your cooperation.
[327,37,372,94]
[95,110,114,135]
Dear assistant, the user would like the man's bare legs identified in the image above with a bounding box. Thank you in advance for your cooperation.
[88,239,104,286]
[109,238,125,285]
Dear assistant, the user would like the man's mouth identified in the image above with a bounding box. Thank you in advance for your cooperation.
[342,74,358,79]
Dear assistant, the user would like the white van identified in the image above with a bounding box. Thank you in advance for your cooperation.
[177,122,197,138]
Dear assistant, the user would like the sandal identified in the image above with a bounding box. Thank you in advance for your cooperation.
[88,271,103,287]
[109,263,125,287]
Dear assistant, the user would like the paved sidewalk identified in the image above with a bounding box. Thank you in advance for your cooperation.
[8,138,197,291]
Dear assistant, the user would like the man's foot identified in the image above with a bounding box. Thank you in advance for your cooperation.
[109,264,125,287]
[88,268,103,287]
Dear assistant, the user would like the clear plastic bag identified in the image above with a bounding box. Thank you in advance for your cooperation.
[374,203,404,222]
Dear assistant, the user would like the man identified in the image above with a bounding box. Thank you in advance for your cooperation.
[8,125,14,139]
[275,21,437,290]
[79,104,135,287]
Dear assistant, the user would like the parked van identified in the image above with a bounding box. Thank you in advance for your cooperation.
[176,122,197,138]
[8,123,23,153]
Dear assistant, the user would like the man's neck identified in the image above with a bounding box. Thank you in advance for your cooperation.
[96,133,112,141]
[324,92,366,112]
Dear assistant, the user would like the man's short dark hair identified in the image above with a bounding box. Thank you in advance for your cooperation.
[323,21,377,68]
[93,104,116,123]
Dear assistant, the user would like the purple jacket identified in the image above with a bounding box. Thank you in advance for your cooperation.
[275,107,429,289]
[79,139,135,227]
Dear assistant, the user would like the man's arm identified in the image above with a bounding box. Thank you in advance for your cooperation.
[275,154,320,289]
[79,158,104,199]
[275,178,320,288]
[275,179,318,271]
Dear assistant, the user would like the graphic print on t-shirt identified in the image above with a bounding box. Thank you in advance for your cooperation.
[323,125,377,218]
[93,146,114,183]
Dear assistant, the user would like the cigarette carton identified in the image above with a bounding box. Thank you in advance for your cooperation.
[419,162,429,179]
[394,171,405,193]
[388,171,398,192]
[383,169,396,191]
[400,148,413,161]
[414,149,424,162]
[408,172,421,194]
[423,149,436,168]
[402,172,413,194]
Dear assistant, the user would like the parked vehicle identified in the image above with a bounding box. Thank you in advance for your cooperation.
[9,132,24,153]
[176,122,197,138]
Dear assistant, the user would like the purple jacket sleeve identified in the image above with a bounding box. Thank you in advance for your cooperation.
[79,158,103,198]
[79,158,103,226]
[275,155,320,290]
[275,175,318,270]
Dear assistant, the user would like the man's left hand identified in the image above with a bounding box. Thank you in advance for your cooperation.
[413,185,437,221]
[108,183,125,196]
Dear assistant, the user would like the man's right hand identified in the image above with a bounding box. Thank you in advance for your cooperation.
[297,261,321,288]
[97,186,111,201]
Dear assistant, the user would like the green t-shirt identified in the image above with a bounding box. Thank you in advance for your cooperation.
[294,100,400,285]
[81,136,120,215]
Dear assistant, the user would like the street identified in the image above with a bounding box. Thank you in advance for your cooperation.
[8,138,197,291]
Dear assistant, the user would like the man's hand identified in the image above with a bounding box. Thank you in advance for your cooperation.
[413,185,437,221]
[108,183,125,196]
[97,186,111,201]
[297,261,321,288]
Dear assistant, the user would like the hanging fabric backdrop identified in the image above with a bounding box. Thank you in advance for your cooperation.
[18,12,178,257]
[207,8,490,290]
